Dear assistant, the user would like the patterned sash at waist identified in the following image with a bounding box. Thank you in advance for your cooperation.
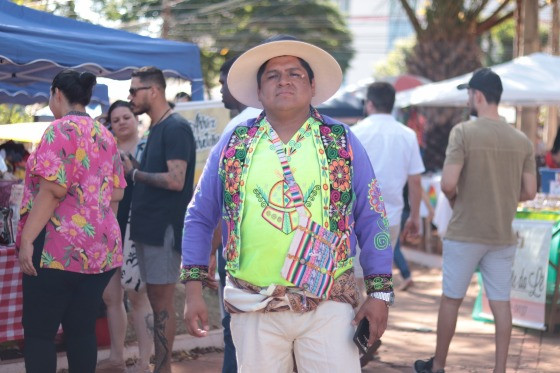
[223,270,358,314]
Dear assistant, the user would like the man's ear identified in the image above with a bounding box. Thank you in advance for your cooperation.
[365,100,375,115]
[475,90,486,105]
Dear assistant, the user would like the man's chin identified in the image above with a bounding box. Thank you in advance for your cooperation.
[132,107,145,116]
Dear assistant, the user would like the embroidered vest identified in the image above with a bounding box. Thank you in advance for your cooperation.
[219,110,354,272]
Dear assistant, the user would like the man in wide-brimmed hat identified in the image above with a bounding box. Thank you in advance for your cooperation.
[181,36,394,372]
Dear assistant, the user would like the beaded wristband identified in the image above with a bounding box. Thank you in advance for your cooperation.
[179,265,209,284]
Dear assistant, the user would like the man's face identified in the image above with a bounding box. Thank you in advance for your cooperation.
[128,77,152,115]
[467,89,478,117]
[257,56,315,113]
[219,71,237,111]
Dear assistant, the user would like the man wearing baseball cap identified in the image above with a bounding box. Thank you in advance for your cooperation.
[414,68,537,373]
[181,36,394,371]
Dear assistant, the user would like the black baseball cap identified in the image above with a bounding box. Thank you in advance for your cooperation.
[457,67,503,98]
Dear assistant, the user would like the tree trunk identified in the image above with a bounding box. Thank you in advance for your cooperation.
[517,0,540,146]
[406,36,481,171]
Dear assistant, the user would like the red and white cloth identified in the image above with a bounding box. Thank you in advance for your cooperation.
[0,245,23,342]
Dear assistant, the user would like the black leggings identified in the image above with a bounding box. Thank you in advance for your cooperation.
[22,229,116,373]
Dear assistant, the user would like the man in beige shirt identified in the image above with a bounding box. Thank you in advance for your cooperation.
[414,68,537,373]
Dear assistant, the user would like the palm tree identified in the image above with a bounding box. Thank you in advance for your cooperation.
[398,0,516,170]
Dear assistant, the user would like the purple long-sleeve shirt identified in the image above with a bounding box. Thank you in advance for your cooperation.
[181,110,393,293]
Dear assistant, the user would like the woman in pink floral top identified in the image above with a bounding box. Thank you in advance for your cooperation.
[16,69,126,373]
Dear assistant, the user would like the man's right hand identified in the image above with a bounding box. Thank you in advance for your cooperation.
[184,281,210,337]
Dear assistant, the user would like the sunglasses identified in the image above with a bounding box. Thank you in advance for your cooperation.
[129,86,151,96]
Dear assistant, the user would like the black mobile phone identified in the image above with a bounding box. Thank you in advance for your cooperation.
[353,318,370,355]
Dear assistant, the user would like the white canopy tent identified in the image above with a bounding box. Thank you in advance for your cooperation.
[0,122,50,144]
[395,53,560,108]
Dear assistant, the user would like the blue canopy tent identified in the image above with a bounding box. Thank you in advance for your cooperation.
[0,82,110,111]
[0,0,203,100]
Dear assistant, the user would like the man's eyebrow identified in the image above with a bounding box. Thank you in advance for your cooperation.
[264,67,304,74]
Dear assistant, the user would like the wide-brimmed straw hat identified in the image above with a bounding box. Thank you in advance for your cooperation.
[227,40,342,109]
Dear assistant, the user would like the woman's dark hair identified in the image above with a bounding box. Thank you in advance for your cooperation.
[51,69,96,106]
[107,100,133,124]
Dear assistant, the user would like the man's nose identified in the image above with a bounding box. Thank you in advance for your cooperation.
[278,73,292,85]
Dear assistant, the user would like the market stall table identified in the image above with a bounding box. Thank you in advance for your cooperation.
[472,197,560,333]
[0,245,23,342]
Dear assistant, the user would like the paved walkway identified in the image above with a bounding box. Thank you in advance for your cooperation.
[167,248,560,372]
[2,249,558,373]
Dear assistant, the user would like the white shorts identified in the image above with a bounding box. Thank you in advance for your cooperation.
[442,239,516,301]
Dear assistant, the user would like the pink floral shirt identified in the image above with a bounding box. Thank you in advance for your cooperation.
[16,114,126,274]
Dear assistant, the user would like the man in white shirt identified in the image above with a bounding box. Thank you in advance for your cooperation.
[352,82,425,289]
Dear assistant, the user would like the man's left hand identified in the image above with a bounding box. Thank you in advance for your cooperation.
[353,297,389,346]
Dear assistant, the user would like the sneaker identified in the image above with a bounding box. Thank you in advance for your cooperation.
[413,357,445,373]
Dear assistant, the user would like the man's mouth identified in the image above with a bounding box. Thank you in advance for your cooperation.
[277,91,294,96]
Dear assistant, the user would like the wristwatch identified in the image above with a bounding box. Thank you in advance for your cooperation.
[370,291,395,307]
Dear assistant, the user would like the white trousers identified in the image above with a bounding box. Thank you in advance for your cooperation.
[230,300,361,373]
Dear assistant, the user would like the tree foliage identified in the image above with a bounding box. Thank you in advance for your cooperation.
[481,18,550,66]
[0,104,34,124]
[15,0,82,20]
[92,0,354,94]
[396,0,524,170]
[374,37,415,78]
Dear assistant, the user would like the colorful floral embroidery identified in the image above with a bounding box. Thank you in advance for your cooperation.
[329,159,350,191]
[364,274,393,293]
[317,118,353,261]
[219,120,265,270]
[367,179,390,250]
[368,179,386,214]
[224,159,242,194]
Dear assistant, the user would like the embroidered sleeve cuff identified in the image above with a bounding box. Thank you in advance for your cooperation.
[364,274,393,294]
[180,265,209,284]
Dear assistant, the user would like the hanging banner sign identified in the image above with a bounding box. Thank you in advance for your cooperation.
[175,101,230,183]
[477,219,552,330]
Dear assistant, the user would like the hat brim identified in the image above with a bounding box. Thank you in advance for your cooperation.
[227,40,343,109]
[456,83,469,90]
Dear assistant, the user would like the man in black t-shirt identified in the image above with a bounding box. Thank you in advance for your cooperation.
[123,66,196,373]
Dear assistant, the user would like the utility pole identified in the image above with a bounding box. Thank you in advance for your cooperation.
[547,0,559,149]
[517,0,540,146]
